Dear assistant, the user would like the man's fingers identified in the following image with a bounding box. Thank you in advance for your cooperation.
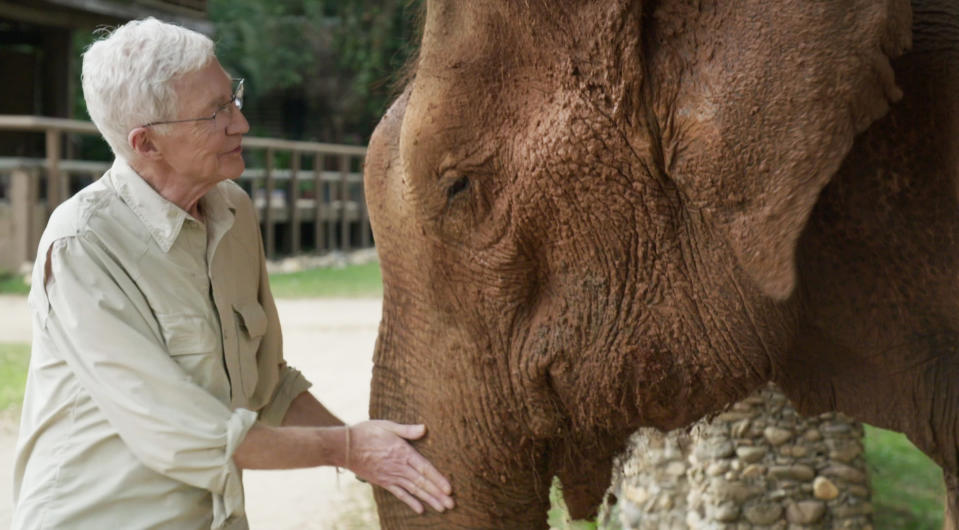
[387,484,424,514]
[410,454,454,497]
[393,423,426,440]
[411,471,452,508]
[373,420,426,440]
[397,476,447,513]
[362,420,455,511]
[396,471,453,512]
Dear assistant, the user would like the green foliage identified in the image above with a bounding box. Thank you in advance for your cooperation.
[209,0,423,143]
[333,0,423,138]
[865,424,945,529]
[209,0,326,95]
[0,271,29,295]
[0,342,30,412]
[267,262,382,298]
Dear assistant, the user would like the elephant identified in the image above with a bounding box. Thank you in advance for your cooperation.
[363,0,959,528]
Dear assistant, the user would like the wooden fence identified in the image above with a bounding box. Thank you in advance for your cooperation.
[0,115,371,271]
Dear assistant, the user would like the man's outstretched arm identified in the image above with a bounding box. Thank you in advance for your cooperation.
[233,391,455,514]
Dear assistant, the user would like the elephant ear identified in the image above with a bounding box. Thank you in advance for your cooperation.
[658,0,911,299]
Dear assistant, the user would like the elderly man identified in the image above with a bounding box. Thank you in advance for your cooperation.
[12,17,453,529]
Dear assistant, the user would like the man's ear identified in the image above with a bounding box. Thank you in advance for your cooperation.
[128,127,162,160]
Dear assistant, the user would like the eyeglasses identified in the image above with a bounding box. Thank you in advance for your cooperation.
[142,78,244,128]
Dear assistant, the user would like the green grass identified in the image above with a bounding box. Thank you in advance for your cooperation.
[549,477,599,530]
[1,263,385,298]
[865,424,945,529]
[268,262,382,298]
[0,342,30,412]
[0,271,30,295]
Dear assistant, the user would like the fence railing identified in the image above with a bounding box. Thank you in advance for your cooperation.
[0,115,371,271]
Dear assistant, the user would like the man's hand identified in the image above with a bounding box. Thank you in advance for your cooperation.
[348,420,455,514]
[236,392,454,514]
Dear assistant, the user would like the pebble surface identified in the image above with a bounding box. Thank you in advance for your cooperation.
[602,384,872,529]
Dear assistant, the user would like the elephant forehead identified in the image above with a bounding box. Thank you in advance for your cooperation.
[404,3,650,187]
[401,63,551,140]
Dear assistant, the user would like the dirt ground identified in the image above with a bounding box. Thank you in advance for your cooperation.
[0,295,382,529]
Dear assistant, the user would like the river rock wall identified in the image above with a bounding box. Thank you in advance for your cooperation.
[605,384,872,529]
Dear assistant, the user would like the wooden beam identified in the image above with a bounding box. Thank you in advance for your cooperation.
[0,1,111,29]
[1,0,214,34]
[0,115,98,134]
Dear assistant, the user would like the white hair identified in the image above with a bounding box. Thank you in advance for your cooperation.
[81,17,215,161]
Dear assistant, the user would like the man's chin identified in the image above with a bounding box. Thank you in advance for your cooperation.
[221,160,246,181]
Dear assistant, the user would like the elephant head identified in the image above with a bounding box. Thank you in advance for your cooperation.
[365,0,959,527]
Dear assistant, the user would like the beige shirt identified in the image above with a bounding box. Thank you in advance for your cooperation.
[13,159,311,529]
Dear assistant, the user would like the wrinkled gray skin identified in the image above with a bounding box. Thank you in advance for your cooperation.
[364,1,959,528]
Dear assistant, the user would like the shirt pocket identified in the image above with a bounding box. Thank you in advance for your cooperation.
[155,313,227,397]
[157,313,218,355]
[232,301,266,396]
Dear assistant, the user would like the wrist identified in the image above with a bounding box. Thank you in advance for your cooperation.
[322,424,351,469]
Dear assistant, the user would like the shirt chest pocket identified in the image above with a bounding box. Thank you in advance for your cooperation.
[158,314,218,355]
[232,301,266,397]
[155,313,228,398]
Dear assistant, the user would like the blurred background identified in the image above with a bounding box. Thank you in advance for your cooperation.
[0,0,423,275]
[1,0,423,152]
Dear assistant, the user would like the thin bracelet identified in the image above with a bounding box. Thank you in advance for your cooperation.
[345,424,351,470]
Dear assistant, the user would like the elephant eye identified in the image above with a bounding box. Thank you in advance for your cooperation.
[446,175,470,200]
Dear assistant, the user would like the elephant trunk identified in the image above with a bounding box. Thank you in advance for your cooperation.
[369,308,555,529]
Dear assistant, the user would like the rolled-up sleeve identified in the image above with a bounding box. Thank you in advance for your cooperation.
[40,235,256,526]
[258,367,312,425]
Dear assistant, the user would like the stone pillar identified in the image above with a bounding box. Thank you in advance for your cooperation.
[605,384,872,529]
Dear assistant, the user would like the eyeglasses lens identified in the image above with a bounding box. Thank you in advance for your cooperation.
[234,79,244,110]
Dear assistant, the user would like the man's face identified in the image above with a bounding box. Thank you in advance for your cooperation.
[152,59,250,186]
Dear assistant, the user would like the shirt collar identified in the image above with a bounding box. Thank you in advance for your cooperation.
[107,158,236,253]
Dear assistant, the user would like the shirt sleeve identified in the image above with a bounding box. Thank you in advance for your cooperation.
[258,367,312,425]
[38,235,256,528]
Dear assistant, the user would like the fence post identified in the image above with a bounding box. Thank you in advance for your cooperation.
[339,153,350,251]
[288,150,300,255]
[313,153,326,253]
[10,167,38,265]
[45,129,62,216]
[263,148,275,259]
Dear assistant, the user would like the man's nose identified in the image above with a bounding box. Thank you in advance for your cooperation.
[229,108,250,135]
